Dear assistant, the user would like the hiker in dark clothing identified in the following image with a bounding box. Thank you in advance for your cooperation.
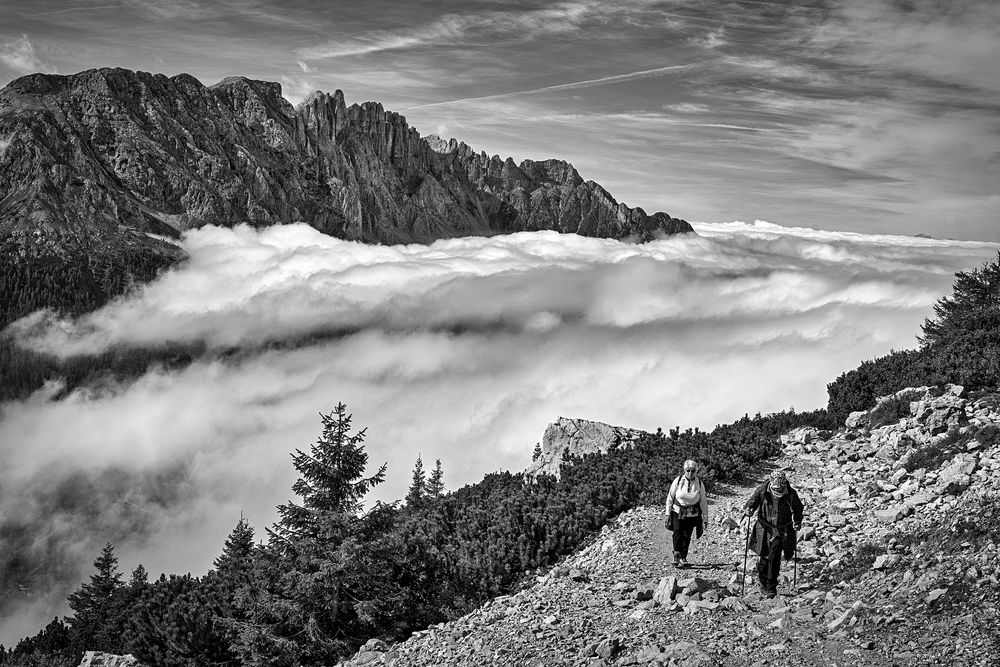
[743,470,803,598]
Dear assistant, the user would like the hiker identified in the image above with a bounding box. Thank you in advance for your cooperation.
[743,470,803,598]
[665,459,708,568]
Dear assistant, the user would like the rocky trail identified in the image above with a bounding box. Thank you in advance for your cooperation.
[338,385,1000,667]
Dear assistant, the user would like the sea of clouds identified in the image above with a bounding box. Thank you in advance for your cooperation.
[1,220,997,643]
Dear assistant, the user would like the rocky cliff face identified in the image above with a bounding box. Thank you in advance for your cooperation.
[0,68,692,324]
[0,67,693,245]
[525,417,646,479]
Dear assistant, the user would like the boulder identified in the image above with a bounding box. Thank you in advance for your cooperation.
[872,554,901,570]
[824,485,853,501]
[937,454,978,493]
[654,576,679,604]
[846,411,868,429]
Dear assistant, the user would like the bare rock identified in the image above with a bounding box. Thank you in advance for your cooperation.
[526,417,646,479]
[78,654,144,667]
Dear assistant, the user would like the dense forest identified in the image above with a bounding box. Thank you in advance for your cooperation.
[0,241,185,403]
[1,253,998,666]
[0,239,178,331]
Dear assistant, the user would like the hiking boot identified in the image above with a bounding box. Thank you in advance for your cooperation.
[678,557,688,568]
[672,552,680,566]
[766,585,778,599]
[758,581,769,596]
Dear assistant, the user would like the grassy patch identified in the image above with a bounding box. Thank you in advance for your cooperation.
[867,395,914,428]
[827,541,886,584]
[904,427,975,473]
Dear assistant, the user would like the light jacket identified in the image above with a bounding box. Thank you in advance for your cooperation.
[666,475,709,522]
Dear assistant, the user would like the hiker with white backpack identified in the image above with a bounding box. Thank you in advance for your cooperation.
[664,459,709,568]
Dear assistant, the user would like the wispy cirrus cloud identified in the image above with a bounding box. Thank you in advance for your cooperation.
[813,0,1000,96]
[279,73,317,106]
[298,0,661,60]
[0,34,54,75]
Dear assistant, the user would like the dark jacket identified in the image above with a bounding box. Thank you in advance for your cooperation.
[744,481,804,558]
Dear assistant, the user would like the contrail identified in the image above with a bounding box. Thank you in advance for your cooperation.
[29,4,123,16]
[406,64,695,110]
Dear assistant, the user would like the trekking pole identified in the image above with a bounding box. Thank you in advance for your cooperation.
[793,529,798,588]
[741,514,751,596]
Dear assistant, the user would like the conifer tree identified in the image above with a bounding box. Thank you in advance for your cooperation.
[66,542,125,654]
[67,543,122,617]
[272,403,386,541]
[532,442,542,461]
[215,516,255,575]
[921,252,1000,347]
[128,564,148,589]
[427,459,445,497]
[231,403,393,666]
[127,573,237,666]
[406,456,426,506]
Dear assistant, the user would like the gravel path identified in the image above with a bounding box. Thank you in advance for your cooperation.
[337,461,877,666]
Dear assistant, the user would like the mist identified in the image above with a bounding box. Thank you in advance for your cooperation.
[1,220,997,645]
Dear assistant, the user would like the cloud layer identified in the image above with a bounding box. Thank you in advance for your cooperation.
[1,221,997,643]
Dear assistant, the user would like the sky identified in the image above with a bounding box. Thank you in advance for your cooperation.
[1,219,998,643]
[0,0,998,240]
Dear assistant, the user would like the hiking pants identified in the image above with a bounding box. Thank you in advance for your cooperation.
[672,516,699,558]
[756,530,784,587]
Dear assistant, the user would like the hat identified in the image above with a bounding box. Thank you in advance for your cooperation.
[769,471,788,497]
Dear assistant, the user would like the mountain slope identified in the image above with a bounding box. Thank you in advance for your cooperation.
[0,68,691,327]
[331,385,999,666]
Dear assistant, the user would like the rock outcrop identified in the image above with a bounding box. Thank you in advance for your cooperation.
[0,67,692,325]
[77,652,141,667]
[525,417,646,479]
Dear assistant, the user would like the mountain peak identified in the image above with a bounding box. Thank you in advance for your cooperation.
[0,66,692,326]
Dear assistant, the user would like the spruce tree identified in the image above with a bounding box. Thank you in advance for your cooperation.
[921,252,1000,347]
[405,456,426,507]
[231,403,393,666]
[67,543,122,617]
[532,442,542,461]
[427,459,445,497]
[215,516,255,575]
[128,564,148,589]
[66,543,125,654]
[272,403,386,541]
